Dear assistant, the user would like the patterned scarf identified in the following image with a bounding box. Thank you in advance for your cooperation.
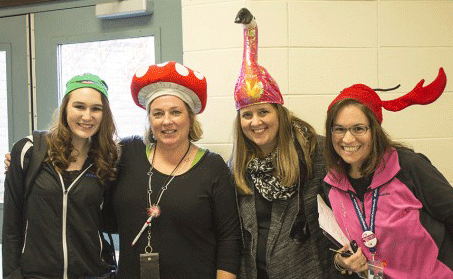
[247,150,297,201]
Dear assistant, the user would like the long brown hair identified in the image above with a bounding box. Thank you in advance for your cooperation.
[232,104,318,195]
[46,92,119,186]
[325,98,407,178]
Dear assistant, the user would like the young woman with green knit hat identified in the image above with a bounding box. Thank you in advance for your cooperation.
[3,73,119,278]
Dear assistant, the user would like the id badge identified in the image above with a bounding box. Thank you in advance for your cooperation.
[367,261,384,279]
[140,252,160,279]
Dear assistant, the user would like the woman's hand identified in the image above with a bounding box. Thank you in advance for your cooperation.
[4,153,11,172]
[335,245,368,274]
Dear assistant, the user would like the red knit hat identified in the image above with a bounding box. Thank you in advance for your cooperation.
[328,68,447,124]
[131,61,207,114]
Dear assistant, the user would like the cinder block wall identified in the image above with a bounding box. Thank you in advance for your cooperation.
[181,0,453,185]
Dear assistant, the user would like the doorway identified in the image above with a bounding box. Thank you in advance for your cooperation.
[0,0,183,242]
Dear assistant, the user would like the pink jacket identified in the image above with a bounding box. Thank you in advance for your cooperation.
[324,148,453,279]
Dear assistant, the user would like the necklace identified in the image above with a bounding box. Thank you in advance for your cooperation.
[131,142,191,247]
[146,143,191,217]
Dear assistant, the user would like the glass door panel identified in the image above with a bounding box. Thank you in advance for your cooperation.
[60,37,154,138]
[0,15,30,145]
[33,5,165,131]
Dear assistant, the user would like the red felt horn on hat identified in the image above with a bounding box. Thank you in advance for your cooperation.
[328,68,447,124]
[131,61,207,114]
[382,67,446,111]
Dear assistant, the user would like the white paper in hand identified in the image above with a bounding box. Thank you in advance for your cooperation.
[317,194,349,247]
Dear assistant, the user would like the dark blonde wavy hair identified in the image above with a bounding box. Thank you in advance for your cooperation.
[325,98,407,178]
[45,92,119,186]
[144,101,203,146]
[232,104,318,195]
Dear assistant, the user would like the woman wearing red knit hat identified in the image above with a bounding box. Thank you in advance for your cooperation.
[324,68,453,278]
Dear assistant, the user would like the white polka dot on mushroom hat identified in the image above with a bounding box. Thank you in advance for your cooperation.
[194,71,204,80]
[135,66,150,78]
[175,63,189,76]
[157,62,169,67]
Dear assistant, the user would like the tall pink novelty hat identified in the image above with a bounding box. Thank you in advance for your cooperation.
[234,8,283,110]
[328,68,447,124]
[131,61,207,114]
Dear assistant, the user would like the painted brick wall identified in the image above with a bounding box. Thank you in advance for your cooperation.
[181,0,453,184]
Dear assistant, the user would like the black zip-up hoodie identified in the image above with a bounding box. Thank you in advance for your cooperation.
[3,137,112,278]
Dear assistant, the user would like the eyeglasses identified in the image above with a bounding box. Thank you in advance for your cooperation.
[331,125,369,136]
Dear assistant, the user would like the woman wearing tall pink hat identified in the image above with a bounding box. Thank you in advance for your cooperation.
[103,61,241,278]
[324,69,453,278]
[231,8,347,278]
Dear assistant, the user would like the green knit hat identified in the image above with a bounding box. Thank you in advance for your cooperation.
[64,73,109,98]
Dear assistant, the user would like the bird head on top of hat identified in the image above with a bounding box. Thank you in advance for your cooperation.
[233,8,283,110]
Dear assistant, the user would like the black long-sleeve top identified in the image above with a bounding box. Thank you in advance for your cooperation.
[105,136,241,278]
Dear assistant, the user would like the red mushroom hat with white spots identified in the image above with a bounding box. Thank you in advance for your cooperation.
[131,61,207,114]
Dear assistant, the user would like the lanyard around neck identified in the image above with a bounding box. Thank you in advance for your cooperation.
[348,187,379,253]
[131,143,191,247]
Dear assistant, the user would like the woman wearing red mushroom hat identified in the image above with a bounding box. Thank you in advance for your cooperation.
[324,68,453,278]
[103,61,241,279]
